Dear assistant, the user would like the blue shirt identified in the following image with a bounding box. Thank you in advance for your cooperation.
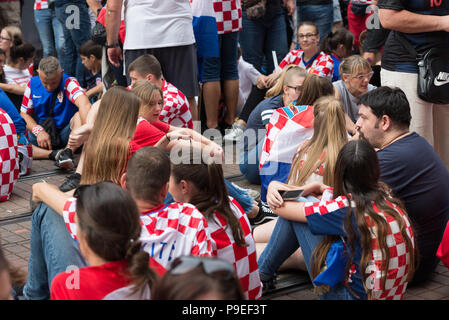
[378,132,449,271]
[0,88,26,135]
[379,0,449,73]
[22,73,83,130]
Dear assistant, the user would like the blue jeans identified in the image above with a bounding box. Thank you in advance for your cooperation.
[239,9,289,74]
[296,4,333,42]
[54,1,91,84]
[239,141,263,185]
[258,198,358,300]
[23,203,86,300]
[34,8,65,59]
[28,121,71,150]
[163,178,254,215]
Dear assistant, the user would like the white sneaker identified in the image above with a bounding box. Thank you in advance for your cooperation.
[223,123,244,142]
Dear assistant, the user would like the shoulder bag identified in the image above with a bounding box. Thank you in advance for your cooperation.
[397,32,449,104]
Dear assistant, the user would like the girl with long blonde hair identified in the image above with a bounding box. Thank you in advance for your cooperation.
[81,86,141,185]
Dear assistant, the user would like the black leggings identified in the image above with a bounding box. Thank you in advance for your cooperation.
[239,85,268,123]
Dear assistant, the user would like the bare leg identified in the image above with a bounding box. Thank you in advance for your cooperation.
[202,81,221,129]
[223,79,239,126]
[187,97,198,122]
[30,145,52,159]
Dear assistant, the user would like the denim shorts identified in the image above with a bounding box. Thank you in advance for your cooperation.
[200,31,240,82]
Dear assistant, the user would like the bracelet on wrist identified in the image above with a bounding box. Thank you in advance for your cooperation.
[32,125,44,136]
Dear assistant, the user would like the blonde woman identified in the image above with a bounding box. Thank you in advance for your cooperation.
[254,96,348,274]
[333,55,376,135]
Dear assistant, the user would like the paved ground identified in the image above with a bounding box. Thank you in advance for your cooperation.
[1,147,449,300]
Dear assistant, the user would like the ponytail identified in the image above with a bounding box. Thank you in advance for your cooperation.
[9,42,35,64]
[266,65,307,98]
[126,240,158,297]
[171,156,248,247]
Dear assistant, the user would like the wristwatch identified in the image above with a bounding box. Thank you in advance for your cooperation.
[105,43,120,49]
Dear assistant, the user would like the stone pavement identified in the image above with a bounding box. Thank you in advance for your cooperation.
[1,150,449,300]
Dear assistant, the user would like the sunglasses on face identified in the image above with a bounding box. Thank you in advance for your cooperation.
[169,256,236,280]
[298,33,317,39]
[287,85,302,93]
[351,72,374,80]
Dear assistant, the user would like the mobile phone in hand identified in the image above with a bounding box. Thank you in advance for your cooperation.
[279,189,304,201]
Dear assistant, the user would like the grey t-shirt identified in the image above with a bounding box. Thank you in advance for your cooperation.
[333,80,376,123]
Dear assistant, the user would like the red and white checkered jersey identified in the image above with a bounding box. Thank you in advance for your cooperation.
[160,79,193,129]
[0,109,19,202]
[213,0,242,34]
[34,0,48,10]
[20,77,85,115]
[278,50,334,81]
[62,199,213,273]
[208,197,262,300]
[304,195,415,300]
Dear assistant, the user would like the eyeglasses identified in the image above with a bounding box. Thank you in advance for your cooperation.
[169,256,236,280]
[351,72,374,80]
[0,36,11,42]
[298,33,317,39]
[287,85,302,93]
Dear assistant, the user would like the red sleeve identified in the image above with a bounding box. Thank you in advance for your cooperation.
[129,120,167,154]
[152,120,170,133]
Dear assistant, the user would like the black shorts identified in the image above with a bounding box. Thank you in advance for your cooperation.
[124,44,199,97]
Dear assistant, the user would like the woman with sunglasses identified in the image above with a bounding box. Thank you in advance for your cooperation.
[50,181,158,300]
[265,21,334,87]
[169,152,262,300]
[152,256,244,300]
[333,55,377,135]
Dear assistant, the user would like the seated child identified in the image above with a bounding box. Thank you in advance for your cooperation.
[79,40,103,103]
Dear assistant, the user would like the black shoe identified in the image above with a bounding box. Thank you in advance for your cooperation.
[59,172,81,192]
[54,148,74,170]
[249,201,277,226]
[261,276,277,295]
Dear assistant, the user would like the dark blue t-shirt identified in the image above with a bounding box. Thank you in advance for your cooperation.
[379,0,449,73]
[377,132,449,274]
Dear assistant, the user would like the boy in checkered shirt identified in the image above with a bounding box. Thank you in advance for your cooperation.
[23,146,212,300]
[128,54,193,129]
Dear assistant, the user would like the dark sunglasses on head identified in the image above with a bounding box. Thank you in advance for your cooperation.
[169,256,236,280]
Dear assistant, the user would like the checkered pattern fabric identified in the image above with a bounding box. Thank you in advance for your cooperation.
[0,109,19,202]
[368,200,414,300]
[304,195,415,300]
[259,105,314,170]
[21,77,84,115]
[278,50,334,81]
[208,197,262,300]
[213,0,242,34]
[34,0,48,10]
[63,199,213,273]
[160,80,193,129]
